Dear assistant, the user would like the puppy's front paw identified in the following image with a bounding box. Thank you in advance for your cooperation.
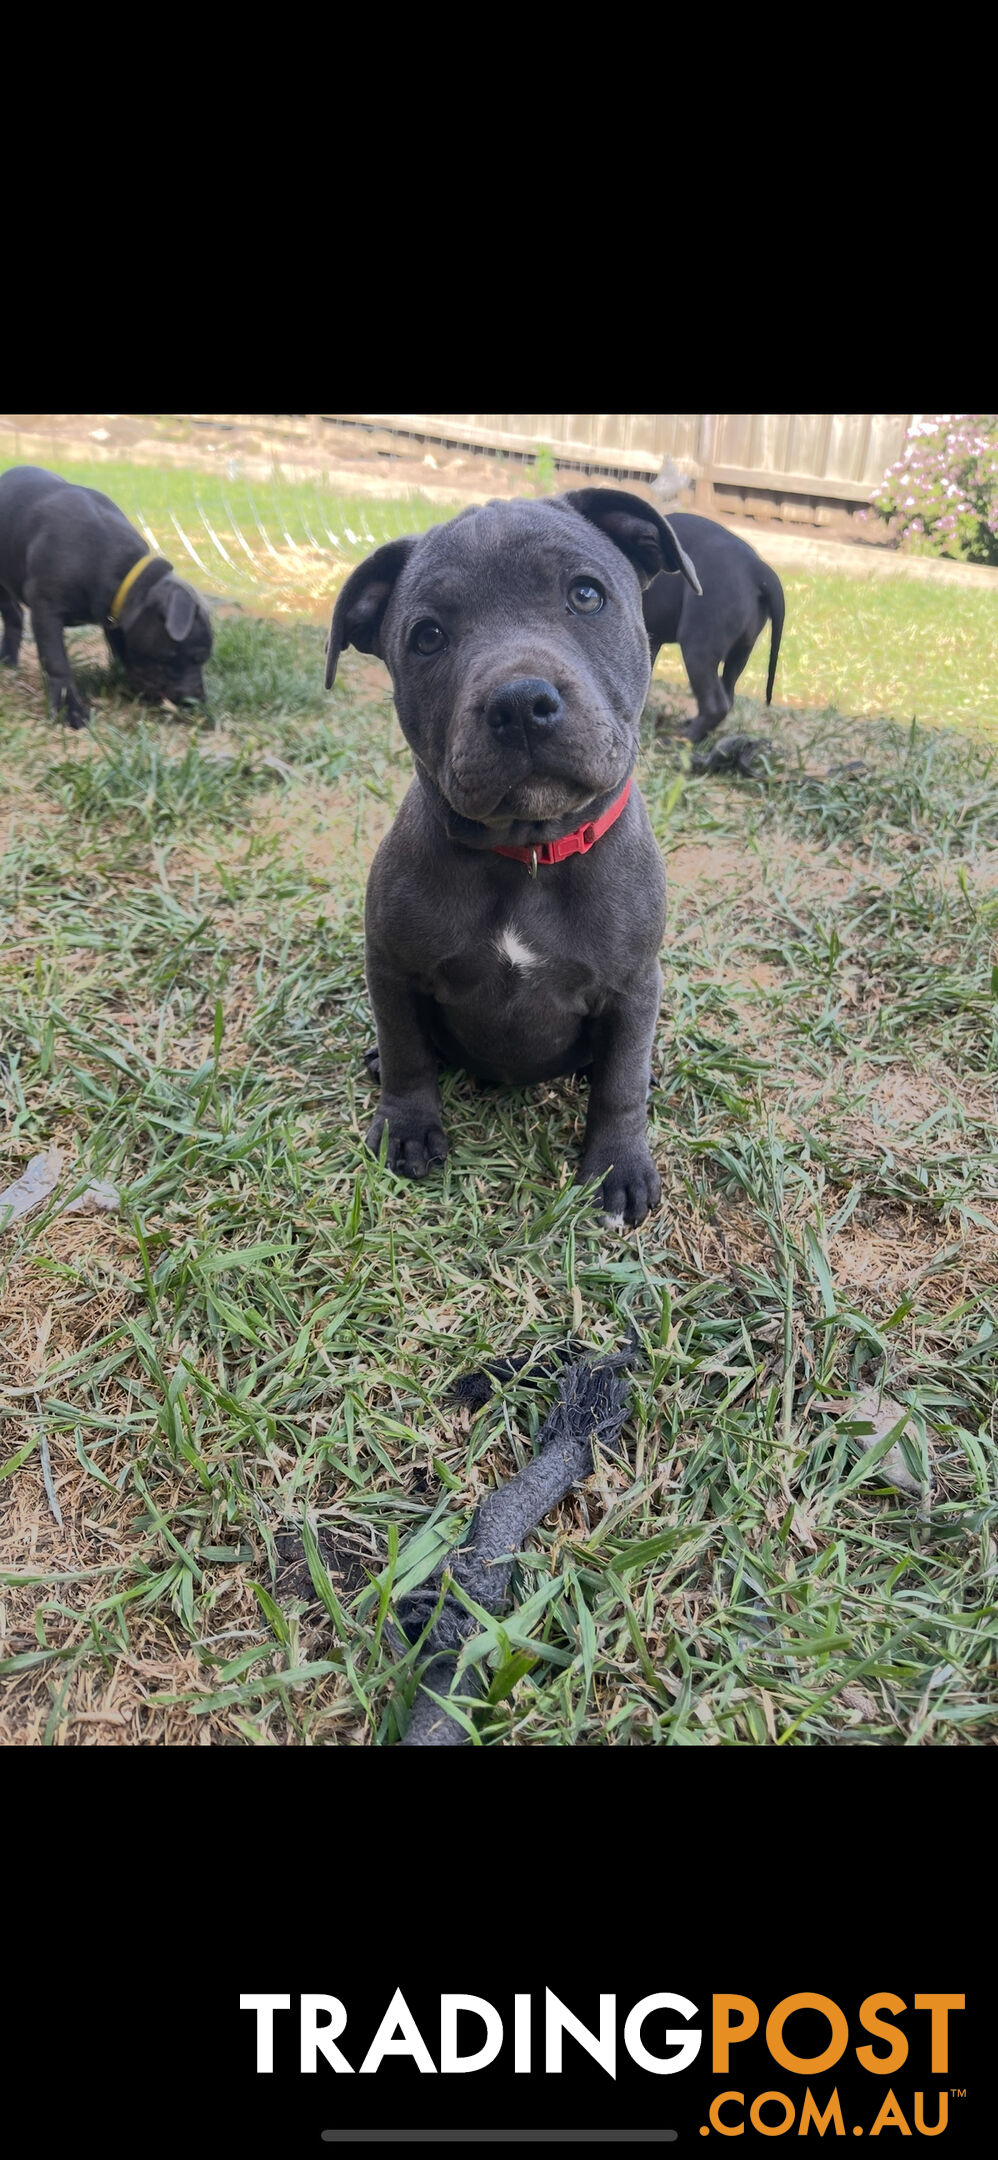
[579,1141,661,1228]
[366,1101,448,1180]
[53,687,90,730]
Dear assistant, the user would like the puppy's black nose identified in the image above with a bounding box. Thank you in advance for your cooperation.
[484,677,563,735]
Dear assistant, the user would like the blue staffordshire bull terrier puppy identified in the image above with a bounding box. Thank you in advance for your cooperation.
[0,465,212,727]
[642,511,784,740]
[325,489,701,1226]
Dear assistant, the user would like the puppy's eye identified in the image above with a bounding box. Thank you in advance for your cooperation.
[567,580,605,615]
[410,620,446,655]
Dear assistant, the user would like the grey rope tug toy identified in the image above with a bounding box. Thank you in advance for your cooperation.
[393,1339,637,1747]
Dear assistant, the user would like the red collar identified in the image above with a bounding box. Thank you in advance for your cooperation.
[490,777,632,875]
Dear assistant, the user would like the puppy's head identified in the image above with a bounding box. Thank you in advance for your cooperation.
[325,490,700,830]
[118,567,213,704]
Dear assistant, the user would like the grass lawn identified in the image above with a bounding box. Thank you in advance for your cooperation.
[1,482,997,1745]
[3,448,996,733]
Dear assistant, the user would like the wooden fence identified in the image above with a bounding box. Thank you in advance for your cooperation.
[183,414,914,528]
[322,412,913,526]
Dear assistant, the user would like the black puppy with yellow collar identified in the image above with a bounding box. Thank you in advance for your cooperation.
[0,465,212,726]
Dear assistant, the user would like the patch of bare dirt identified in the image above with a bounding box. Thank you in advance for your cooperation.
[665,841,758,891]
[781,1054,996,1138]
[933,850,998,898]
[863,1070,947,1129]
[758,833,901,900]
[0,767,57,834]
[717,961,787,995]
[171,771,405,897]
[829,1209,998,1310]
[666,831,899,908]
[0,1210,134,1349]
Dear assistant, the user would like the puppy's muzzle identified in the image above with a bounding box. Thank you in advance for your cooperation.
[484,676,563,737]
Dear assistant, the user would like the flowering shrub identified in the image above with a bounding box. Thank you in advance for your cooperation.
[865,414,998,565]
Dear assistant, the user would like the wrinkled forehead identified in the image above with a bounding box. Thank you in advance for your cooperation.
[392,500,634,618]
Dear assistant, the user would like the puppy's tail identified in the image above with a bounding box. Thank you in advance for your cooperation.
[762,563,786,708]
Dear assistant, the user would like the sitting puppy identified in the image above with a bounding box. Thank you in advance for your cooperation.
[0,465,213,727]
[642,511,784,741]
[325,489,701,1226]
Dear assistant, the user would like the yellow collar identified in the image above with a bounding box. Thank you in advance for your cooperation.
[109,552,159,623]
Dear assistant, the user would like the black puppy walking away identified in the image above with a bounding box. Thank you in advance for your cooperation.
[0,465,212,727]
[326,488,701,1227]
[642,511,784,741]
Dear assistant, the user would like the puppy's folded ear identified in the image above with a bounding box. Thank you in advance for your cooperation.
[118,559,173,633]
[163,579,198,642]
[325,537,417,690]
[560,487,702,595]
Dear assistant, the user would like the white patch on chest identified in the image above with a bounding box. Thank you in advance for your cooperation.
[494,923,541,971]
